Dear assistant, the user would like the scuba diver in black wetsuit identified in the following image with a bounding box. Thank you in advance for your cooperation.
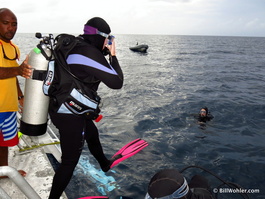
[48,17,124,199]
[196,107,214,123]
[145,169,214,199]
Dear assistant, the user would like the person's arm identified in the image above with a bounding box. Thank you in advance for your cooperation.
[0,56,32,79]
[0,66,20,79]
[101,39,123,88]
[108,56,123,83]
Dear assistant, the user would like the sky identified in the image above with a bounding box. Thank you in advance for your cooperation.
[2,0,265,37]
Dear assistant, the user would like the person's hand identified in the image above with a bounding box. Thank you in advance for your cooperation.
[106,39,116,56]
[19,55,32,78]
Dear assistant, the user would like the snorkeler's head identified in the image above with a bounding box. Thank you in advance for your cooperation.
[200,107,208,117]
[145,169,190,199]
[203,107,208,115]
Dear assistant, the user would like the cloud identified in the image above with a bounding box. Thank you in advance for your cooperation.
[2,0,265,36]
[148,0,192,3]
[246,18,265,28]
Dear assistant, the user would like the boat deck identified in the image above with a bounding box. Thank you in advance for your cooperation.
[0,126,67,199]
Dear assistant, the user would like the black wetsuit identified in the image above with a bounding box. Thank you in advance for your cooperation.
[48,42,123,199]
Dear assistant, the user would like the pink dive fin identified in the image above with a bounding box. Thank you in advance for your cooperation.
[110,138,148,169]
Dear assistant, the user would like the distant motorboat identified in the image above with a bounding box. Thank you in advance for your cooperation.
[129,44,149,53]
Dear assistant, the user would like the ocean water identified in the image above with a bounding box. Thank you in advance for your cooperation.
[14,33,265,199]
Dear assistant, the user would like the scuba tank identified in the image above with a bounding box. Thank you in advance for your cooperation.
[20,33,54,136]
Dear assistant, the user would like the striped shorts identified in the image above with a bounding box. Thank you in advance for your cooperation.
[0,112,19,147]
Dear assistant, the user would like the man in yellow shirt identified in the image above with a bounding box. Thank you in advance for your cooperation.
[0,8,32,178]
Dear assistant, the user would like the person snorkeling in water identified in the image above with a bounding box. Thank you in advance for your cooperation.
[196,107,214,124]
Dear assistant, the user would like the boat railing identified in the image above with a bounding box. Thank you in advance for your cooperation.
[0,113,65,198]
[0,166,41,199]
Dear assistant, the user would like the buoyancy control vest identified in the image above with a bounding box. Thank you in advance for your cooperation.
[43,34,101,120]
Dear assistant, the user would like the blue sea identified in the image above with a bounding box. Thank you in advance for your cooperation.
[14,33,265,199]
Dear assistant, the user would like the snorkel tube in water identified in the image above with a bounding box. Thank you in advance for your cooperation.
[20,33,54,136]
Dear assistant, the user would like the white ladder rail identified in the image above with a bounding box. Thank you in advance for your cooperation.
[0,166,41,199]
